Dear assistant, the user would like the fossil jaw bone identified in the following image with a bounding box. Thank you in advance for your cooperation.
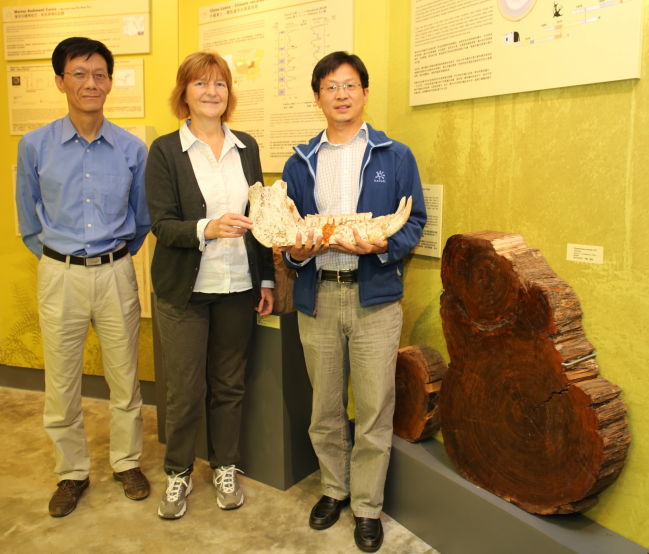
[248,180,412,248]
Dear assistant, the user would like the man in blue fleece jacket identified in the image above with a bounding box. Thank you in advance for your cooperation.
[281,52,426,552]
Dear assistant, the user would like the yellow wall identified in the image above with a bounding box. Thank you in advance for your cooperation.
[0,0,179,381]
[1,0,647,547]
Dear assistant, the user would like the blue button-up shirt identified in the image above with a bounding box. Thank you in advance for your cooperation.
[16,115,150,258]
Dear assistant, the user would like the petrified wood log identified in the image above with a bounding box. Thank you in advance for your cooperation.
[272,247,295,315]
[249,180,412,247]
[394,345,446,443]
[439,231,630,515]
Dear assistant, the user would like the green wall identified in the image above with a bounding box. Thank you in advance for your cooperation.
[0,0,647,547]
[385,0,649,548]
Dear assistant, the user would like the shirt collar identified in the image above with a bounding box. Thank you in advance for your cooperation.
[316,122,367,153]
[180,120,246,153]
[61,114,114,146]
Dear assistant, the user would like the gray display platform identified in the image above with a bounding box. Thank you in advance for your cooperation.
[152,296,317,492]
[237,312,318,491]
[383,436,645,554]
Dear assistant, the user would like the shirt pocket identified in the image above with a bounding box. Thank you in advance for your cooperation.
[100,175,132,215]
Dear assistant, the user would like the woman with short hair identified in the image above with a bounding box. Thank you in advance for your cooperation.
[145,51,274,519]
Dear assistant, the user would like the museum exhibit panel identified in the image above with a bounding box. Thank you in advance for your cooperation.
[1,0,648,552]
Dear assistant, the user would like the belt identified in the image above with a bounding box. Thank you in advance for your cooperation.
[43,244,129,267]
[321,269,358,284]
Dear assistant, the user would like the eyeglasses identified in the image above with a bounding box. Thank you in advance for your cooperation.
[61,71,110,83]
[320,83,363,94]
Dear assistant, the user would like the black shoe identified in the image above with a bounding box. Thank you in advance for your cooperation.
[309,495,350,530]
[354,516,384,552]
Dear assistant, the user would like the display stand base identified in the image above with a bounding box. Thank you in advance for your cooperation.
[152,296,317,492]
[383,436,645,554]
[237,312,319,491]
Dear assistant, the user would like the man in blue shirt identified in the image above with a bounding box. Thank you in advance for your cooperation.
[15,37,151,517]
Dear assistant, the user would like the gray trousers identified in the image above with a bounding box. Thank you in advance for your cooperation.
[156,290,253,475]
[298,281,402,518]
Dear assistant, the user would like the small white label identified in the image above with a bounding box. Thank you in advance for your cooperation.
[414,184,444,258]
[257,314,280,329]
[567,244,604,265]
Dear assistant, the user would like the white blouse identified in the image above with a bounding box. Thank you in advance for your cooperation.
[180,121,256,294]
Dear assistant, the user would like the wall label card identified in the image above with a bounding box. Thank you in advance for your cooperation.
[7,58,145,135]
[130,234,152,318]
[414,184,443,258]
[199,0,354,173]
[257,314,281,329]
[3,0,150,61]
[11,165,20,237]
[567,243,604,265]
[410,0,643,106]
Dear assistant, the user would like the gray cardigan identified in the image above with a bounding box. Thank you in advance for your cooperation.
[145,129,274,310]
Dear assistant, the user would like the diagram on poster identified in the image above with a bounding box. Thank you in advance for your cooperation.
[7,58,145,135]
[498,0,538,21]
[3,0,150,61]
[410,0,643,106]
[199,0,354,173]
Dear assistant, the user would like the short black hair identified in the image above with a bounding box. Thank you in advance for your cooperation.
[52,37,114,78]
[311,51,369,94]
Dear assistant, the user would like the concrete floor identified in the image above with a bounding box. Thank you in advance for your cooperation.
[0,386,438,554]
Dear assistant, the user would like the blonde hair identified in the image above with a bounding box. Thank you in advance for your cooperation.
[170,51,237,121]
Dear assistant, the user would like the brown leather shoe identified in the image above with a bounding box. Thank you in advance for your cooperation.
[49,478,89,517]
[113,467,150,500]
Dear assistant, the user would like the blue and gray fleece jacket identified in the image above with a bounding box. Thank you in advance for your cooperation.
[282,124,427,316]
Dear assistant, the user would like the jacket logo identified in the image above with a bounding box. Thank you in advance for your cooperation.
[374,170,386,183]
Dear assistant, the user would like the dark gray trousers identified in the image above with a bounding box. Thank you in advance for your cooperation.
[156,290,254,475]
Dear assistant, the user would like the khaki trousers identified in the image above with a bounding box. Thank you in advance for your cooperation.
[298,281,402,518]
[37,253,143,481]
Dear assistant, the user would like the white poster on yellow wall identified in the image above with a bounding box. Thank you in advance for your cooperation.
[7,58,145,135]
[410,0,643,106]
[198,0,354,173]
[3,0,150,61]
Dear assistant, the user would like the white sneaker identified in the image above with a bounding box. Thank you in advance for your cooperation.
[213,465,244,510]
[158,470,193,519]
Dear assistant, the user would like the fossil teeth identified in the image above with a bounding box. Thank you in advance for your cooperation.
[249,180,412,248]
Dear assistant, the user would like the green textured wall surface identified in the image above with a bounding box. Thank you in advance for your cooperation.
[387,1,649,548]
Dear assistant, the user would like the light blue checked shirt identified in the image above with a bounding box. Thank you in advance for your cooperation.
[16,115,150,259]
[289,123,388,269]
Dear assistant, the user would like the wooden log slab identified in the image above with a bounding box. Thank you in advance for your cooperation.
[439,231,631,515]
[394,345,447,443]
[272,247,295,315]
